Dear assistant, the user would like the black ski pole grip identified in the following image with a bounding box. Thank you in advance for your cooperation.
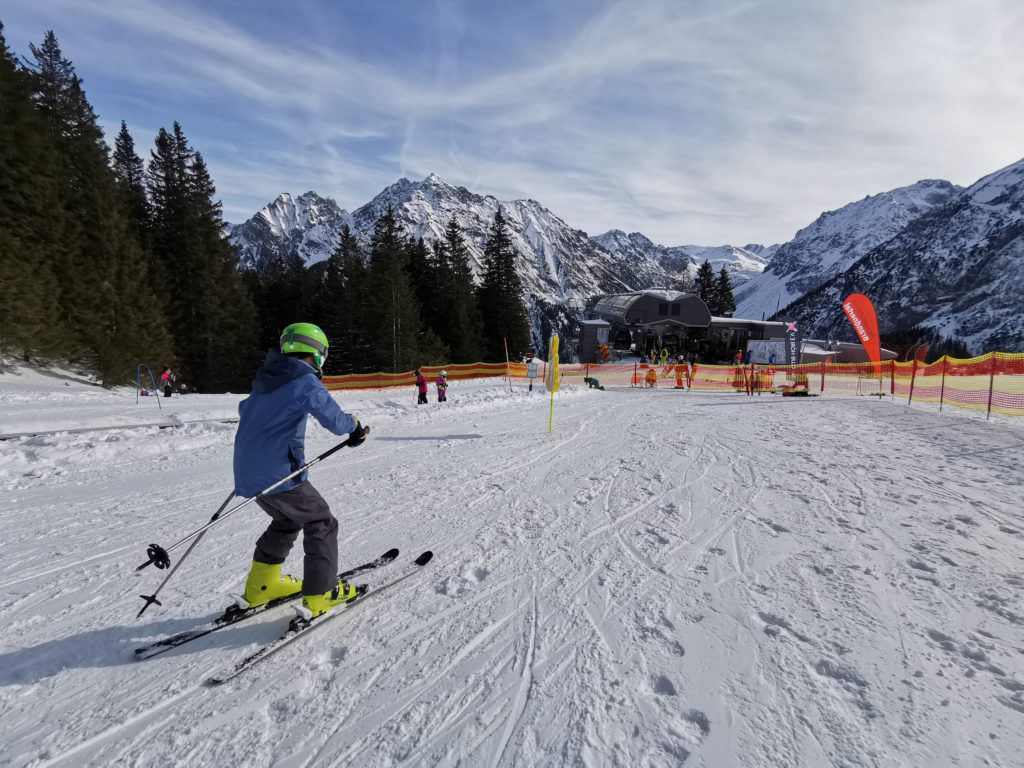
[318,439,350,462]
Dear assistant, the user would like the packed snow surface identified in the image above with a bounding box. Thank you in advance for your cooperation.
[1,371,1022,767]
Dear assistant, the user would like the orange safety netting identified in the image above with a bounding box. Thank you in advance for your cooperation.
[892,352,1024,416]
[323,362,526,390]
[322,353,1024,417]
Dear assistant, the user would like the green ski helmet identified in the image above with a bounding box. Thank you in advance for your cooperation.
[280,322,329,370]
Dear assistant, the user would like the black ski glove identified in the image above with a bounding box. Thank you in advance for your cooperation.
[346,420,370,447]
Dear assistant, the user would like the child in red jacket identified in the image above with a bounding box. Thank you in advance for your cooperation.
[415,369,428,404]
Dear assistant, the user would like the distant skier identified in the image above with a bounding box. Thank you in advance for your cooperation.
[233,322,369,618]
[436,370,448,403]
[160,366,175,398]
[415,369,428,405]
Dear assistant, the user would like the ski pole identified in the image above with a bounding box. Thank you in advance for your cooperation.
[136,491,234,618]
[135,439,352,575]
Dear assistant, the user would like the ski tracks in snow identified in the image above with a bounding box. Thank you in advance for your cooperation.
[492,582,538,768]
[2,385,1024,766]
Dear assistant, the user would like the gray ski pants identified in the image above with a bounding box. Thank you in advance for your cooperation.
[253,481,337,595]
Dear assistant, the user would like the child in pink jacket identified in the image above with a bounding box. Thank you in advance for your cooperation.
[436,370,448,403]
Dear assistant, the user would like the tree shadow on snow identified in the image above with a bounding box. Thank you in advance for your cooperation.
[0,611,294,685]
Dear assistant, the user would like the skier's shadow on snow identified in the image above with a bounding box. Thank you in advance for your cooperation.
[375,434,482,442]
[0,612,296,685]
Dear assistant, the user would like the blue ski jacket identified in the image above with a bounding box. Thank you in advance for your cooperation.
[233,348,357,497]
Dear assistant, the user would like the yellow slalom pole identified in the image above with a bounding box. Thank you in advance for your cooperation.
[545,333,560,433]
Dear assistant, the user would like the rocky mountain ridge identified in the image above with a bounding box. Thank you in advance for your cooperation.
[734,179,962,320]
[779,159,1024,352]
[229,174,767,346]
[229,162,1023,354]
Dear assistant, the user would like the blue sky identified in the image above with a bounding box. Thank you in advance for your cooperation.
[3,0,1022,245]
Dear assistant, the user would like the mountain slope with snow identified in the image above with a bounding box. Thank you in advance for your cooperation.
[675,244,771,285]
[2,375,1022,767]
[590,231,772,288]
[781,159,1024,352]
[735,180,962,320]
[348,175,669,306]
[231,192,352,270]
[233,176,680,350]
[227,166,1023,352]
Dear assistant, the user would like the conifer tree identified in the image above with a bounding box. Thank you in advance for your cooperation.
[402,235,450,362]
[478,209,530,360]
[112,121,150,238]
[716,267,736,316]
[337,225,371,370]
[24,30,171,382]
[148,125,202,375]
[405,236,437,332]
[365,206,422,371]
[314,224,370,373]
[439,218,483,362]
[695,260,719,314]
[0,23,65,359]
[187,149,258,391]
[25,31,99,345]
[251,253,306,351]
[147,125,255,390]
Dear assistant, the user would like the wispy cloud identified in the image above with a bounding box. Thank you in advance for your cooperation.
[3,0,1022,243]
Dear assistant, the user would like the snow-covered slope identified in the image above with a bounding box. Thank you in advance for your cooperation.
[735,180,961,320]
[2,374,1023,766]
[781,159,1024,352]
[675,244,771,285]
[590,231,772,288]
[589,230,690,283]
[230,191,352,270]
[743,243,780,262]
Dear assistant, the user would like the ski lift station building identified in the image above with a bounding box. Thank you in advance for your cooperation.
[579,289,786,363]
[578,289,897,365]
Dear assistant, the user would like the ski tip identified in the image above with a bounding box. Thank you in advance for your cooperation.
[383,547,400,560]
[415,551,433,566]
[205,676,227,687]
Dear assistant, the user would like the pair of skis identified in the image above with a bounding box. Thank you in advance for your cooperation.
[134,548,433,685]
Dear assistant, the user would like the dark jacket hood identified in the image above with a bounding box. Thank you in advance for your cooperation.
[251,348,316,395]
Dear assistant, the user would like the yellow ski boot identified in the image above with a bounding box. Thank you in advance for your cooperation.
[243,561,302,607]
[300,581,360,618]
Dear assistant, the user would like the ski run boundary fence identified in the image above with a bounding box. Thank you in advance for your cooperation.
[322,352,1024,419]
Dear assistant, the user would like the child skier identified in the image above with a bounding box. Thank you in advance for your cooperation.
[233,322,369,618]
[415,369,428,404]
[436,370,448,402]
[160,366,175,397]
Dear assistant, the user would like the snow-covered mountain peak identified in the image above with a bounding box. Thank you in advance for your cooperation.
[231,191,351,269]
[734,178,962,320]
[422,172,449,187]
[255,190,344,238]
[228,162,1022,355]
[597,230,659,251]
[591,231,769,287]
[964,157,1024,209]
[780,163,1024,352]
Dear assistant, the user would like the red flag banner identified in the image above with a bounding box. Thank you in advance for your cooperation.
[842,293,881,372]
